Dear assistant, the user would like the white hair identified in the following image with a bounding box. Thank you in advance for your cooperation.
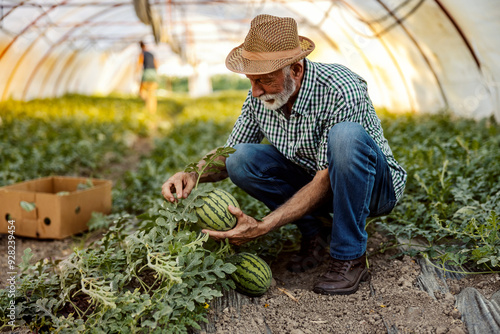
[282,59,303,75]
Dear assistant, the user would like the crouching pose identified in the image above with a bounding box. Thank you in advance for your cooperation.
[162,14,407,295]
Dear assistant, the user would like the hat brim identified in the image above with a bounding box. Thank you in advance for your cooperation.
[225,36,315,75]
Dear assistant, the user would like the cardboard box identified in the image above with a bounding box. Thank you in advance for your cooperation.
[0,176,112,239]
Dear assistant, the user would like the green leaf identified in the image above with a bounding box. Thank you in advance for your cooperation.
[153,304,173,321]
[77,178,94,190]
[20,201,36,212]
[19,248,34,271]
[155,217,167,227]
[186,300,195,312]
[453,206,476,217]
[142,319,157,329]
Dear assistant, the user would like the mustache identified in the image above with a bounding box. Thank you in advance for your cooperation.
[257,94,278,101]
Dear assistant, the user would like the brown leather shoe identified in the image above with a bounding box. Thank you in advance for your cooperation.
[313,253,370,295]
[286,232,330,273]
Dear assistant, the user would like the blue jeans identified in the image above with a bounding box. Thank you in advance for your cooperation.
[225,122,397,261]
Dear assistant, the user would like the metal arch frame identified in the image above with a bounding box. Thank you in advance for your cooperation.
[373,0,449,108]
[329,0,482,109]
[2,1,89,100]
[0,0,487,103]
[331,17,394,110]
[0,1,65,62]
[330,0,449,110]
[51,49,79,97]
[57,22,150,96]
[433,0,481,69]
[270,0,341,50]
[273,0,389,95]
[0,1,27,21]
[334,0,449,108]
[1,1,150,100]
[1,1,70,100]
[46,33,146,98]
[55,36,145,96]
[1,0,250,101]
[31,21,145,28]
[1,1,134,8]
[300,0,340,51]
[37,48,64,98]
[60,51,90,95]
[1,1,99,100]
[20,3,132,100]
[330,8,405,111]
[283,0,417,112]
[44,15,144,98]
[335,0,418,112]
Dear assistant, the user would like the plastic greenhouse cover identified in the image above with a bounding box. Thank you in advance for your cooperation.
[0,0,499,118]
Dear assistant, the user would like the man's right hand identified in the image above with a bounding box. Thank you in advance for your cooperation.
[161,172,197,202]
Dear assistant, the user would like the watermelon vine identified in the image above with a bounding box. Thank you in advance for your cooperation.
[0,195,238,333]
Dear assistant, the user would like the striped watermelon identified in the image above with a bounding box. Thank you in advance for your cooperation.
[228,252,272,297]
[195,189,239,231]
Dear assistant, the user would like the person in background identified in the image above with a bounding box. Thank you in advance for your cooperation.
[162,14,407,296]
[137,41,158,115]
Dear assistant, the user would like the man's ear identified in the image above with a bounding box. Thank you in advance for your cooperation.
[290,61,304,79]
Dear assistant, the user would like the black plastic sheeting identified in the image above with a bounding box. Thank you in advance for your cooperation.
[416,258,500,334]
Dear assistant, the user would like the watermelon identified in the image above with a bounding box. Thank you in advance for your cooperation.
[228,252,272,297]
[195,189,239,231]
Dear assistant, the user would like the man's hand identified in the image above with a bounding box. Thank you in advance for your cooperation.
[202,206,269,246]
[162,172,197,202]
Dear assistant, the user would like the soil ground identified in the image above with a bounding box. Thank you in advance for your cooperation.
[2,137,499,333]
[3,230,499,333]
[205,230,500,334]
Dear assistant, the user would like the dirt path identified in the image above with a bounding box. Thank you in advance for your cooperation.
[99,135,154,182]
[208,232,471,334]
[205,231,500,334]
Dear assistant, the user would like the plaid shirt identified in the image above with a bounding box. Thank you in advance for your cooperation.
[225,59,407,201]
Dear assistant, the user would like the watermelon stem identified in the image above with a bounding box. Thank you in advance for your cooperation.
[185,146,236,189]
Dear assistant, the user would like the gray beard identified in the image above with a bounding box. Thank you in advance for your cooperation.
[257,71,296,111]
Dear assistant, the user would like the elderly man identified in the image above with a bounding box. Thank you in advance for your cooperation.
[162,14,407,295]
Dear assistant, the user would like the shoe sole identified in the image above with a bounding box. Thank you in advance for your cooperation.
[312,271,371,296]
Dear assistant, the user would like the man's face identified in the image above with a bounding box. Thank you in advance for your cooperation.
[246,67,296,110]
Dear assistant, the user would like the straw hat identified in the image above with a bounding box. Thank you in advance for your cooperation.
[225,14,315,75]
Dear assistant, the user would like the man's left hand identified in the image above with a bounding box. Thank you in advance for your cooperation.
[202,206,268,246]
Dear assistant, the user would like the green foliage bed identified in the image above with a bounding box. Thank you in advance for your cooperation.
[380,111,500,270]
[0,94,498,332]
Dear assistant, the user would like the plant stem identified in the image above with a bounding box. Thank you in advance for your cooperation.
[423,255,500,275]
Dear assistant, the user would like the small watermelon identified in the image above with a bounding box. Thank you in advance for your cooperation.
[195,189,239,231]
[228,252,272,297]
